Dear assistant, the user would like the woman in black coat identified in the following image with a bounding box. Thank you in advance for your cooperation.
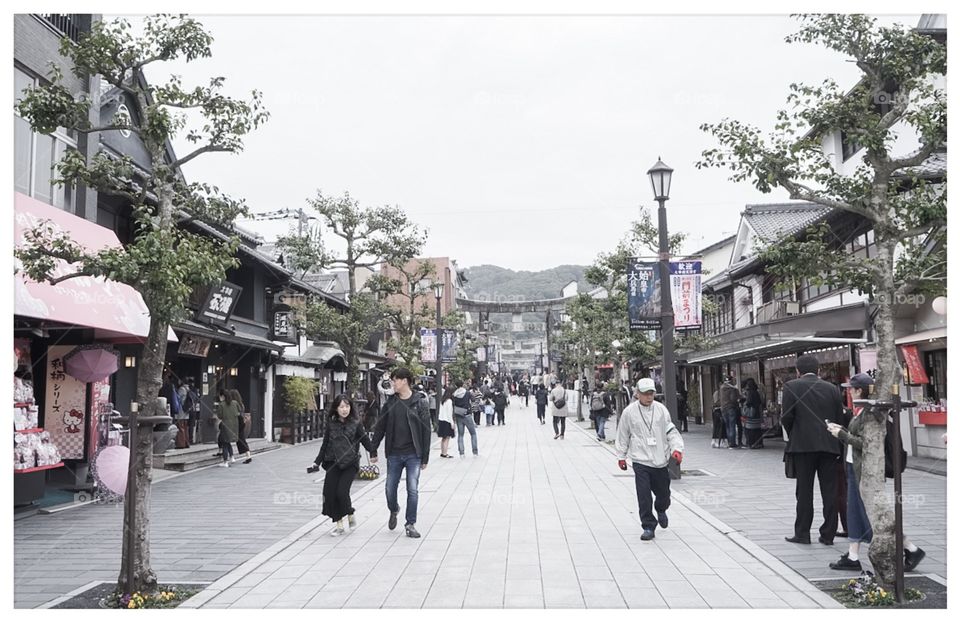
[742,378,764,449]
[311,395,378,536]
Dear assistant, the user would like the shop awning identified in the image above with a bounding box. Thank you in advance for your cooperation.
[173,319,285,352]
[280,343,346,367]
[895,327,946,345]
[14,193,176,342]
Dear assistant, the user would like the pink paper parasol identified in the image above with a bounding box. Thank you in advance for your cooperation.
[94,445,129,495]
[64,345,119,383]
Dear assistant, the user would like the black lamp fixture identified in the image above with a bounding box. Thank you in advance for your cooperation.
[647,156,673,202]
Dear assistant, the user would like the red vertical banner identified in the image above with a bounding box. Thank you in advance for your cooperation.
[899,344,929,384]
[88,379,111,461]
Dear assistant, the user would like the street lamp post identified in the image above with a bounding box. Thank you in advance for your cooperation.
[647,157,679,426]
[433,281,444,397]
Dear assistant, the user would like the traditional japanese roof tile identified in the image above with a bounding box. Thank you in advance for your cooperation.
[743,202,832,241]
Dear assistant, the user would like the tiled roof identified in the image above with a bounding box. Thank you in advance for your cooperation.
[743,202,832,241]
[896,151,946,180]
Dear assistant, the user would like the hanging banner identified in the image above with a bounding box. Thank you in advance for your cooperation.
[900,344,929,384]
[476,346,487,362]
[441,330,459,363]
[271,311,298,344]
[858,348,878,375]
[45,345,88,460]
[88,379,111,461]
[670,261,702,330]
[420,328,437,363]
[627,259,660,330]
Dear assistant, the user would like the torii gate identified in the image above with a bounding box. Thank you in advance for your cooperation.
[454,295,576,375]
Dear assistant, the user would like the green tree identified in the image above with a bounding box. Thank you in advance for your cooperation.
[698,14,945,584]
[372,259,437,371]
[277,192,425,393]
[14,15,267,596]
[441,310,479,385]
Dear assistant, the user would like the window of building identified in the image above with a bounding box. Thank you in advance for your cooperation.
[14,65,76,212]
[841,130,862,162]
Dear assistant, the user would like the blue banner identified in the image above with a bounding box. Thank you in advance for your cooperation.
[440,329,459,363]
[627,259,660,330]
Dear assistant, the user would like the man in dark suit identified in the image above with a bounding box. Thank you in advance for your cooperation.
[781,354,844,545]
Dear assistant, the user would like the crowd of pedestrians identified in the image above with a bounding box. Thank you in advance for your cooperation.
[295,357,926,580]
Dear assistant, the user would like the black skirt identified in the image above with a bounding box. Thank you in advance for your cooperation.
[437,420,455,438]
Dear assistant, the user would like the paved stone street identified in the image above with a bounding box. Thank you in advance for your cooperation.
[179,402,841,609]
[16,400,945,609]
[667,422,947,584]
[14,439,379,609]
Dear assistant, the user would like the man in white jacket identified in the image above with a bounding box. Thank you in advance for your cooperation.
[616,378,684,541]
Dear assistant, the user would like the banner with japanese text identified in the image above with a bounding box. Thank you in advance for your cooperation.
[420,328,437,363]
[45,345,87,459]
[627,259,660,330]
[440,329,458,363]
[670,261,702,330]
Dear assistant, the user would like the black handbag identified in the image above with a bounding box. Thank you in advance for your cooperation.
[784,452,797,479]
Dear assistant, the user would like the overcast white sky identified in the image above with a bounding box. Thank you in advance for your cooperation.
[124,13,919,271]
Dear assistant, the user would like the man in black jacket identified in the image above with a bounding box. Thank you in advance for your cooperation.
[535,384,548,424]
[781,354,844,545]
[371,367,432,538]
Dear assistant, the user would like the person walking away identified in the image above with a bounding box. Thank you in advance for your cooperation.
[161,372,187,448]
[228,389,251,463]
[591,386,613,442]
[453,380,480,456]
[312,395,379,535]
[215,389,240,466]
[428,387,439,433]
[676,387,690,433]
[470,382,484,426]
[484,398,495,427]
[781,354,843,545]
[370,367,433,538]
[742,378,764,449]
[719,375,743,449]
[549,381,569,439]
[711,388,726,448]
[616,378,685,541]
[493,388,508,425]
[172,377,191,449]
[825,373,925,572]
[535,383,548,424]
[184,379,201,444]
[437,387,456,458]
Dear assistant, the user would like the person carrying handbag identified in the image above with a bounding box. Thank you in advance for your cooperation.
[312,395,378,536]
[452,380,479,456]
[825,373,925,572]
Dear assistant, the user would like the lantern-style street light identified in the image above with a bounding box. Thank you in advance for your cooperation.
[646,157,678,425]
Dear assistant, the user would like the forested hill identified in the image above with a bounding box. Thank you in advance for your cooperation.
[461,264,590,301]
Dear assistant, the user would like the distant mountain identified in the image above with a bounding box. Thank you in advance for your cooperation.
[461,264,590,301]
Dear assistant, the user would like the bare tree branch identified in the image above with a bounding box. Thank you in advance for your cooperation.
[780,178,874,218]
[169,144,233,170]
[49,271,95,286]
[886,141,940,173]
[900,220,946,239]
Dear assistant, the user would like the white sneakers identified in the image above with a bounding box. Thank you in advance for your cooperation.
[218,462,229,468]
[347,514,356,529]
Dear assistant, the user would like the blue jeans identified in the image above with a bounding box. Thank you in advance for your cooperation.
[385,453,421,526]
[456,414,478,455]
[845,462,873,543]
[595,415,608,439]
[722,408,739,447]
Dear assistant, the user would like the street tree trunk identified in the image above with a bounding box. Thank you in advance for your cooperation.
[860,235,900,585]
[117,316,168,595]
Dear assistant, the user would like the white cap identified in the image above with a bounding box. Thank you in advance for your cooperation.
[636,378,656,393]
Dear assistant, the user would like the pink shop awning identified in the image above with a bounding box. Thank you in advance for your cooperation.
[14,192,176,342]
